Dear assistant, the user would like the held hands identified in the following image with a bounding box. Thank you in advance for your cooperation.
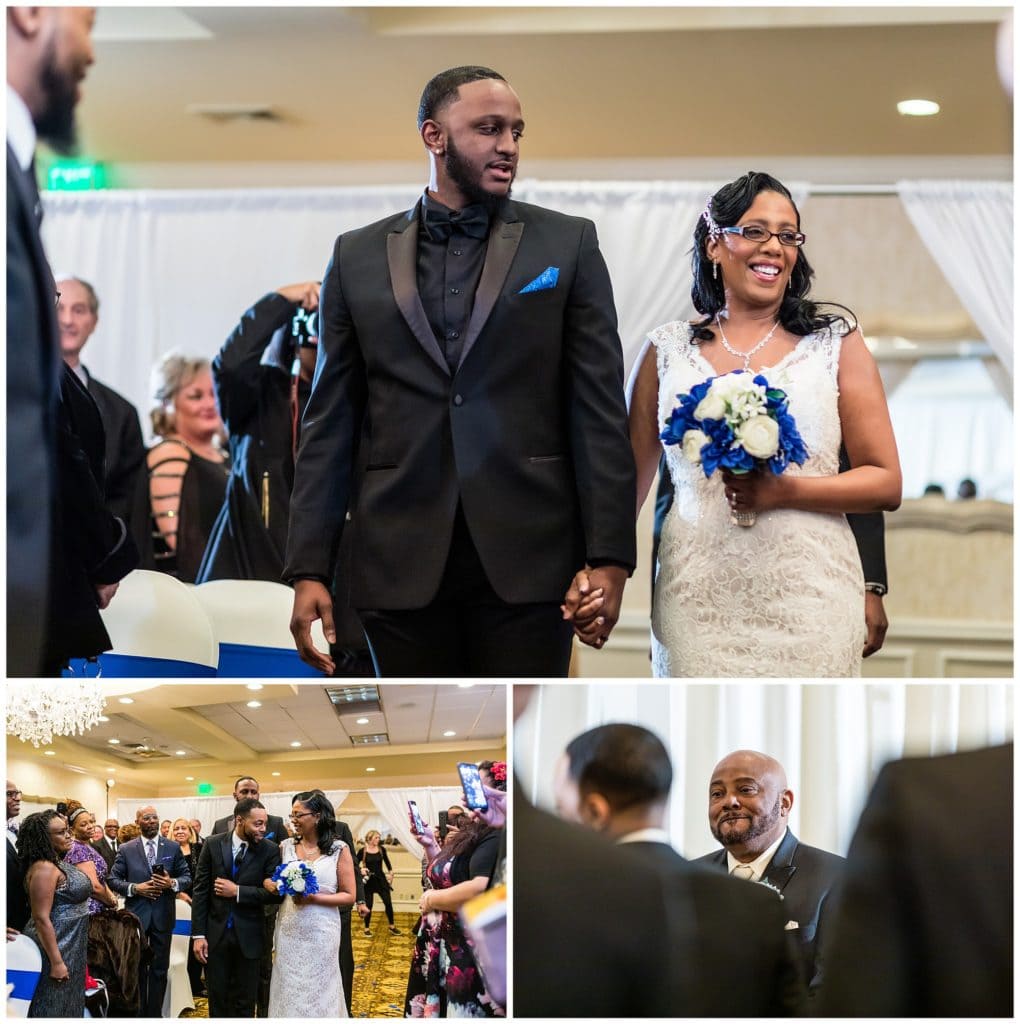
[561,564,628,649]
[275,281,321,311]
[290,579,336,675]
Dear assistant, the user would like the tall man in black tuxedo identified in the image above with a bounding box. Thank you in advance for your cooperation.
[192,799,283,1019]
[820,743,1012,1017]
[695,749,844,998]
[6,781,29,935]
[554,725,804,1016]
[108,805,192,1016]
[57,276,146,526]
[211,777,287,1018]
[286,65,636,677]
[6,6,96,675]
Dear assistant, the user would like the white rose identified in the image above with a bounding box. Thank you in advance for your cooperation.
[290,877,306,893]
[694,389,726,421]
[736,414,780,459]
[681,429,709,464]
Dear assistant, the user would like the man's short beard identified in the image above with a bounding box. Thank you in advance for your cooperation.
[713,794,783,847]
[35,38,80,154]
[444,136,511,212]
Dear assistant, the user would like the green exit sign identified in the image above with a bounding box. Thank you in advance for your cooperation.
[47,160,107,191]
[197,782,214,795]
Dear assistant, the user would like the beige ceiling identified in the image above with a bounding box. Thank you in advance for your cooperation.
[8,683,507,796]
[65,5,1011,177]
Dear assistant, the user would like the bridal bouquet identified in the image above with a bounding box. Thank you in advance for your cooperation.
[660,370,807,526]
[272,860,320,897]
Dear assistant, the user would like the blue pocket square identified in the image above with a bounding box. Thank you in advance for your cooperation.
[518,267,559,294]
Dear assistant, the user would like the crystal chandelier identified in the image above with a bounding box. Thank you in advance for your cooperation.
[6,681,107,747]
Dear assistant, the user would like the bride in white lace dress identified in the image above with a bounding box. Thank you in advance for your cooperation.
[265,791,357,1017]
[622,173,901,677]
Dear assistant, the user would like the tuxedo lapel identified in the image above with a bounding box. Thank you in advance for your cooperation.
[221,835,233,877]
[457,214,524,372]
[761,830,798,892]
[387,207,451,377]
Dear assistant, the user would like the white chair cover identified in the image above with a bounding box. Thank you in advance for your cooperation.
[5,933,42,1017]
[162,897,195,1018]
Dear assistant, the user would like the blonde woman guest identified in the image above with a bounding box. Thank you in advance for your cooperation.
[355,830,400,937]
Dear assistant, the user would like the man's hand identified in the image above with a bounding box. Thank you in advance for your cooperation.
[863,591,888,658]
[290,579,336,675]
[356,902,369,919]
[94,582,119,610]
[133,880,163,900]
[213,877,239,899]
[275,281,321,311]
[563,565,628,649]
[192,937,209,964]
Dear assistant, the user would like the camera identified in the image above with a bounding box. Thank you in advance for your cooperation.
[290,308,319,348]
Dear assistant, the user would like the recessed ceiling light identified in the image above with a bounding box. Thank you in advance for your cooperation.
[44,750,56,756]
[185,776,194,781]
[246,700,262,709]
[356,717,369,725]
[97,716,110,723]
[457,683,474,688]
[443,730,457,737]
[365,767,376,773]
[175,750,187,756]
[290,741,302,748]
[246,683,263,691]
[108,738,120,745]
[105,767,116,772]
[271,771,281,777]
[897,98,940,117]
[118,697,134,704]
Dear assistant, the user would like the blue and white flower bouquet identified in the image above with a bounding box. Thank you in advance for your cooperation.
[271,860,320,897]
[660,370,808,526]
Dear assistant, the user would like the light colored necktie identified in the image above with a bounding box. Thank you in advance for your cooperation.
[732,864,756,881]
[146,839,156,866]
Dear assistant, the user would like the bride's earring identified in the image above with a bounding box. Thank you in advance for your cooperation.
[712,261,718,281]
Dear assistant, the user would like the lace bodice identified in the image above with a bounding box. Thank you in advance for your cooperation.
[649,321,865,678]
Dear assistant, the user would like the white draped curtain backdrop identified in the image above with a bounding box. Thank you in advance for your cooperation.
[366,787,466,855]
[41,178,1007,498]
[516,683,1012,860]
[897,180,1013,376]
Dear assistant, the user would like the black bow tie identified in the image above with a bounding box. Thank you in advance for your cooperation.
[424,203,491,242]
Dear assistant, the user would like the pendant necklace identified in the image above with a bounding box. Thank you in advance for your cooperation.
[715,315,781,371]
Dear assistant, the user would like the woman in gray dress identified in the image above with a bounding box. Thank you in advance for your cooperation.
[19,810,91,1018]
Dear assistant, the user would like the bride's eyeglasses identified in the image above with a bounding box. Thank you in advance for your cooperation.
[721,225,806,247]
[290,811,314,821]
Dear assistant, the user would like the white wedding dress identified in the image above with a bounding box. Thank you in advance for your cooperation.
[650,320,865,677]
[268,838,348,1017]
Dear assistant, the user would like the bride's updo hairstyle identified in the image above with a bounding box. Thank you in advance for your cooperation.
[292,790,338,855]
[690,171,856,343]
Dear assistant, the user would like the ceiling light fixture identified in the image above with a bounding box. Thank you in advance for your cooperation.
[246,701,262,709]
[44,750,56,757]
[356,717,369,725]
[108,738,120,745]
[246,683,263,691]
[175,750,187,756]
[271,771,281,777]
[118,697,134,704]
[290,741,302,748]
[365,767,376,773]
[6,681,107,747]
[443,730,457,737]
[897,98,940,117]
[185,776,194,781]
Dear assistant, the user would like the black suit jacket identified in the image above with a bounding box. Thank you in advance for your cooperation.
[695,828,844,994]
[7,144,58,676]
[45,364,139,668]
[625,839,804,1016]
[7,836,30,932]
[514,795,673,1017]
[108,836,192,934]
[83,368,146,526]
[91,835,117,872]
[820,744,1012,1017]
[191,832,283,959]
[285,199,636,609]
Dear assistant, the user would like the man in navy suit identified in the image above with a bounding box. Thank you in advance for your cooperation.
[192,799,282,1018]
[109,805,192,1016]
[286,65,636,677]
[6,7,96,675]
[694,749,844,997]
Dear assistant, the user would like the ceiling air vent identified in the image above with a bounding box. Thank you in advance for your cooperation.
[186,103,280,122]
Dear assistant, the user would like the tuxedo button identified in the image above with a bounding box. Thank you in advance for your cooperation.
[448,330,459,339]
[449,287,460,295]
[453,395,464,406]
[452,249,463,256]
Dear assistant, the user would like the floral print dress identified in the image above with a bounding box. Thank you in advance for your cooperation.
[404,831,501,1018]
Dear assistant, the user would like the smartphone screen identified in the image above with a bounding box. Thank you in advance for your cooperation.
[457,761,489,811]
[408,799,427,835]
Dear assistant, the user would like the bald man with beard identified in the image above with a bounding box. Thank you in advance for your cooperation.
[694,750,844,997]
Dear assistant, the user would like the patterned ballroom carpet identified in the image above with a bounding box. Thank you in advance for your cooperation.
[180,911,418,1018]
